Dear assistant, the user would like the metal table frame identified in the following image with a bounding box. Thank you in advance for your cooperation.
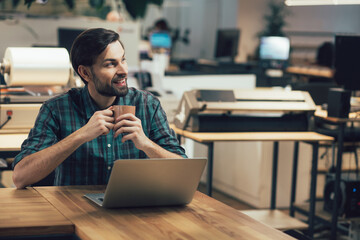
[174,128,333,238]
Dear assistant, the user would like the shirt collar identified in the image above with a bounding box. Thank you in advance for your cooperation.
[82,85,100,120]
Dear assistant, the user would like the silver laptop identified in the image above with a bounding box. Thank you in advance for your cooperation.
[84,158,207,208]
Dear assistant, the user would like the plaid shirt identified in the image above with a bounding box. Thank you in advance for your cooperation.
[13,86,186,186]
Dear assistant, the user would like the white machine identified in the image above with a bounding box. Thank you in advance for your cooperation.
[0,16,141,131]
[174,89,316,132]
[0,47,72,130]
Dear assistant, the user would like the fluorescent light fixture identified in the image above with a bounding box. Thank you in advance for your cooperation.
[285,0,360,5]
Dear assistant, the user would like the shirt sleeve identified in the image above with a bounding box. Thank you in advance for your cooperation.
[149,101,187,158]
[12,104,60,168]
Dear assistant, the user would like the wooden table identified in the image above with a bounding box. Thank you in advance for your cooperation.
[0,132,28,159]
[0,133,28,151]
[170,124,334,238]
[0,185,295,239]
[34,185,294,240]
[0,187,74,237]
[0,132,28,186]
[286,65,334,79]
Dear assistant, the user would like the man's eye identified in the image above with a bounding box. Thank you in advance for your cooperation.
[105,62,115,67]
[122,58,126,62]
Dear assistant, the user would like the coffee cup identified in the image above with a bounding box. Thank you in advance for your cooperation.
[113,105,136,122]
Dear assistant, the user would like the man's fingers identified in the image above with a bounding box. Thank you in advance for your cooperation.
[114,126,137,138]
[103,108,114,116]
[114,119,141,131]
[121,132,136,143]
[105,122,114,130]
[116,113,137,122]
[104,116,114,123]
[119,126,137,134]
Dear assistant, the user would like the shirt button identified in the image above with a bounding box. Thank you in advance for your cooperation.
[108,166,111,170]
[107,144,111,148]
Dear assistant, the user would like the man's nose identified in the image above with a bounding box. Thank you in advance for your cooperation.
[116,63,127,74]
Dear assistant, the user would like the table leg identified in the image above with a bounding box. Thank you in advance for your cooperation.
[271,141,279,210]
[206,142,214,197]
[331,122,345,240]
[308,142,319,238]
[290,141,299,217]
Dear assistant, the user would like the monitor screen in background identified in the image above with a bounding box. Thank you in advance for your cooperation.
[259,36,290,60]
[149,32,172,49]
[334,35,360,91]
[214,29,240,61]
[58,28,86,53]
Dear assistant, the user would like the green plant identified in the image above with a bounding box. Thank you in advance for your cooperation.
[122,0,163,19]
[254,0,290,60]
[21,0,75,9]
[258,0,290,37]
[16,0,164,20]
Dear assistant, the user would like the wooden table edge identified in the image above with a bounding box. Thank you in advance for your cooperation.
[170,124,334,143]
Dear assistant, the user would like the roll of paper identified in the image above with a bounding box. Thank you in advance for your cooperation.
[3,47,70,86]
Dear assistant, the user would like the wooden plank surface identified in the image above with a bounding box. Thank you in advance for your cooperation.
[0,187,74,237]
[286,66,334,78]
[0,129,30,134]
[315,106,360,123]
[35,186,295,240]
[0,134,28,151]
[240,209,308,231]
[170,125,334,143]
[181,131,334,143]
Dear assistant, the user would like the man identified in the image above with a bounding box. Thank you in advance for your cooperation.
[12,28,186,189]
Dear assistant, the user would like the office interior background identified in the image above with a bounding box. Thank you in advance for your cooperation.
[1,0,360,239]
[2,0,360,65]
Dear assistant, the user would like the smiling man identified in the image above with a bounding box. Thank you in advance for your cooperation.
[12,28,186,189]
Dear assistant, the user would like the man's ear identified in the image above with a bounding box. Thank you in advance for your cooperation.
[77,65,92,83]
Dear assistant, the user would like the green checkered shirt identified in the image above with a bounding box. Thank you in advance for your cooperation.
[13,86,186,185]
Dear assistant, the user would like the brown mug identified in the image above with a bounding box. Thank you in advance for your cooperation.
[113,105,136,123]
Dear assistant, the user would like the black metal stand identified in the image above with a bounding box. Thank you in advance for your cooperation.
[271,141,279,209]
[331,122,346,240]
[290,141,299,217]
[308,142,319,237]
[206,142,214,197]
[289,141,320,239]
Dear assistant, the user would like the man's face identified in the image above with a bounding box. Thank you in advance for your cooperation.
[89,41,128,97]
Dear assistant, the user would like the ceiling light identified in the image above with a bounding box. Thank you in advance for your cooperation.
[285,0,360,6]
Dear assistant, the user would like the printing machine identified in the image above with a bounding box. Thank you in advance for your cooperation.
[174,89,316,132]
[0,47,153,131]
[0,72,143,132]
[0,47,73,131]
[0,86,69,130]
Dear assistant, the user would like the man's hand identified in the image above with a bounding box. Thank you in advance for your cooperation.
[78,107,114,142]
[113,112,182,159]
[113,113,150,150]
[13,107,115,189]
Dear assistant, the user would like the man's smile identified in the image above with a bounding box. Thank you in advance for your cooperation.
[113,78,127,87]
[112,74,127,87]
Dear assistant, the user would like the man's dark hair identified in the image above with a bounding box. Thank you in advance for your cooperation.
[154,19,170,31]
[70,28,124,84]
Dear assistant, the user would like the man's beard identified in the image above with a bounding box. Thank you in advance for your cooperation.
[91,70,129,97]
